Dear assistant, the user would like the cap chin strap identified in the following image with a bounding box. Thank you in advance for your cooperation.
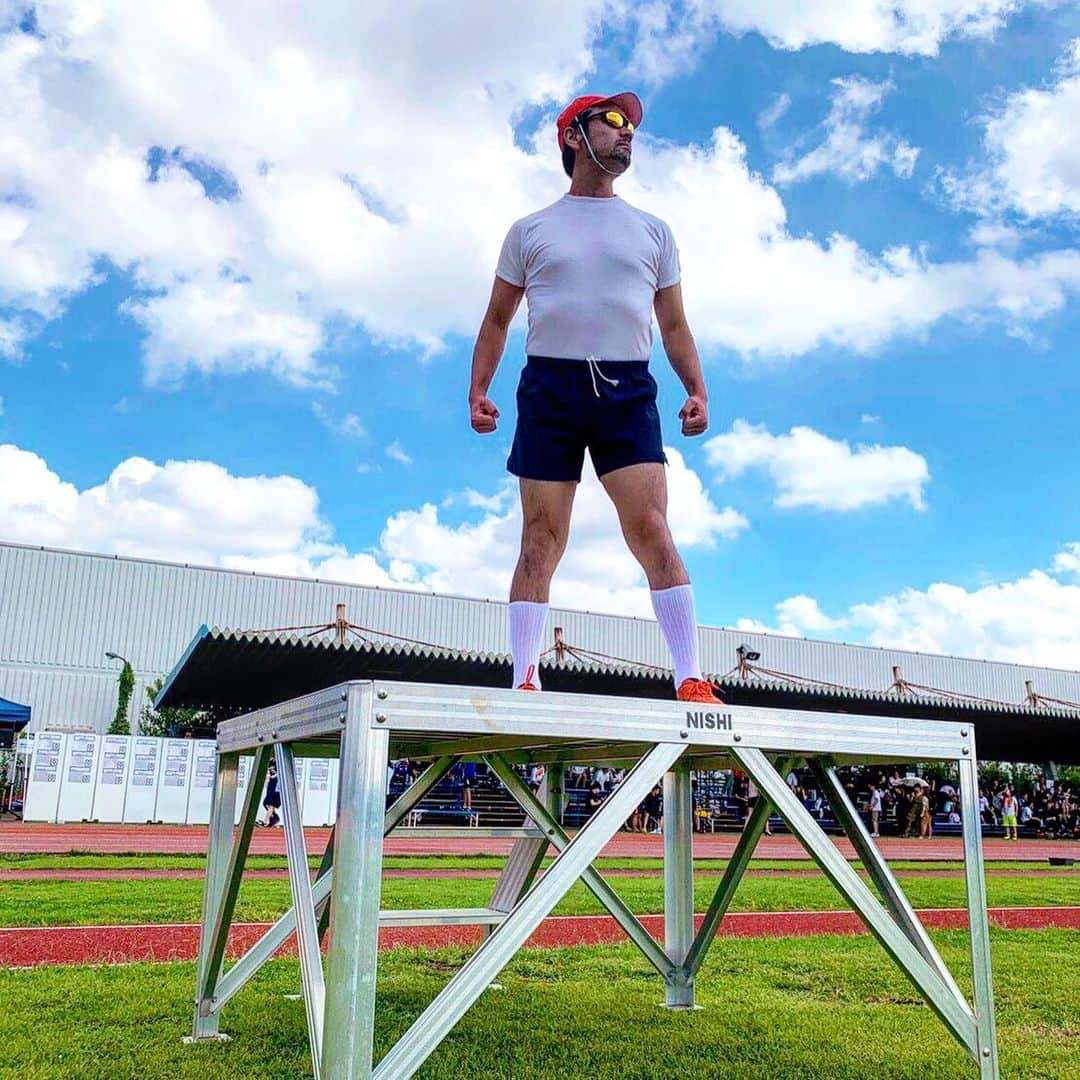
[575,119,621,177]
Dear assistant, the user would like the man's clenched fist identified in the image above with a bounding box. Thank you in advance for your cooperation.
[679,394,708,437]
[470,395,500,434]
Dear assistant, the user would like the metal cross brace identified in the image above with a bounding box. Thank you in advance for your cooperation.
[190,752,456,1039]
[367,743,686,1079]
[485,752,677,980]
[733,746,993,1074]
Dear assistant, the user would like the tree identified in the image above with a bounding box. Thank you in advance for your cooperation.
[138,677,204,738]
[107,661,135,735]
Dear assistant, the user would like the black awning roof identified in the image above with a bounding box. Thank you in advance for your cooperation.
[158,626,1080,764]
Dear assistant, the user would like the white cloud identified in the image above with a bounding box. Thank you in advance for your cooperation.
[629,1,1051,82]
[625,127,1080,358]
[0,316,26,360]
[1051,542,1080,579]
[2,3,1078,382]
[705,419,929,511]
[0,443,330,567]
[0,1,602,380]
[739,543,1080,668]
[0,441,744,616]
[312,402,366,440]
[860,413,880,424]
[758,93,791,130]
[967,220,1023,251]
[944,39,1080,220]
[385,440,413,465]
[773,77,919,185]
[736,594,847,637]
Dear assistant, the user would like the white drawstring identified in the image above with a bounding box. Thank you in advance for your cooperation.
[585,354,619,397]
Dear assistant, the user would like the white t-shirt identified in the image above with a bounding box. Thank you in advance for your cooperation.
[495,194,681,363]
[869,790,883,812]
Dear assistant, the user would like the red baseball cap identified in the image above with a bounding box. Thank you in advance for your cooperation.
[556,91,643,150]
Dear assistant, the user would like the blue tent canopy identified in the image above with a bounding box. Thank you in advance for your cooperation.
[0,696,31,748]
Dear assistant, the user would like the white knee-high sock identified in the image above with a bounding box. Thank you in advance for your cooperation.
[651,584,703,687]
[509,600,548,688]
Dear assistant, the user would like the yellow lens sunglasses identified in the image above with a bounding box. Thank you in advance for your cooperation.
[582,109,635,134]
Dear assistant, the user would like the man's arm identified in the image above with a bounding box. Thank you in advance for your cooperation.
[469,276,525,433]
[654,283,708,437]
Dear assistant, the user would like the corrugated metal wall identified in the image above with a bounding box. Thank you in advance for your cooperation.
[2,541,1078,732]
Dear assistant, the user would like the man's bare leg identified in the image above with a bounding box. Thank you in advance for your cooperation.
[598,462,686,587]
[600,463,718,701]
[508,478,577,688]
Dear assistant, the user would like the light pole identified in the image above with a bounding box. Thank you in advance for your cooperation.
[105,651,135,734]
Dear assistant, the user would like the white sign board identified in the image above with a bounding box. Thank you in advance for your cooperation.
[23,732,67,822]
[302,757,335,826]
[57,733,100,822]
[292,756,307,817]
[91,735,131,822]
[154,738,194,823]
[123,737,162,822]
[234,754,254,825]
[186,740,217,825]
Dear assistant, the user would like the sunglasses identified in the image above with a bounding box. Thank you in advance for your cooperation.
[580,109,635,134]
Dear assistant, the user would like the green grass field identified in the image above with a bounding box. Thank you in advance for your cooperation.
[0,851,1071,872]
[2,869,1076,927]
[1,931,1077,1079]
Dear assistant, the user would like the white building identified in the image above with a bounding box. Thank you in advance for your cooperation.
[2,540,1079,736]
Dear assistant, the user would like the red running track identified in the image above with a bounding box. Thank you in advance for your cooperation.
[3,823,1078,861]
[3,907,1078,968]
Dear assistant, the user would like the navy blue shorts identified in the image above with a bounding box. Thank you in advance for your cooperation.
[507,356,667,482]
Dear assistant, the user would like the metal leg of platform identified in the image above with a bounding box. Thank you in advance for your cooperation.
[811,761,967,1004]
[277,742,327,1077]
[663,758,695,1008]
[206,754,455,1020]
[189,746,269,1041]
[734,747,981,1066]
[371,743,686,1080]
[322,686,389,1080]
[683,756,794,980]
[487,753,676,980]
[959,750,1000,1078]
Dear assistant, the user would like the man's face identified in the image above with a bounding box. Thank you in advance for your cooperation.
[576,107,634,172]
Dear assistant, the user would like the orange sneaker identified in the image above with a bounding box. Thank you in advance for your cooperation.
[676,678,724,704]
[516,663,540,692]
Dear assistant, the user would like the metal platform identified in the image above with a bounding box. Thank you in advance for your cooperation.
[188,680,999,1079]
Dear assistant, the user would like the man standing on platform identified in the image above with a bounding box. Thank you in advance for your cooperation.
[469,90,722,705]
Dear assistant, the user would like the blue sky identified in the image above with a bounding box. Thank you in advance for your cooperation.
[3,1,1080,667]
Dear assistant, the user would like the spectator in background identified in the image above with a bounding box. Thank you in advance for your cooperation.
[643,783,663,833]
[918,785,933,839]
[1000,788,1019,841]
[903,787,922,838]
[868,784,883,838]
[593,766,612,793]
[259,760,281,828]
[529,763,546,794]
[586,782,604,819]
[461,761,476,811]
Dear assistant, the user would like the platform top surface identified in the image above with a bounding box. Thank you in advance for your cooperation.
[213,679,980,765]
